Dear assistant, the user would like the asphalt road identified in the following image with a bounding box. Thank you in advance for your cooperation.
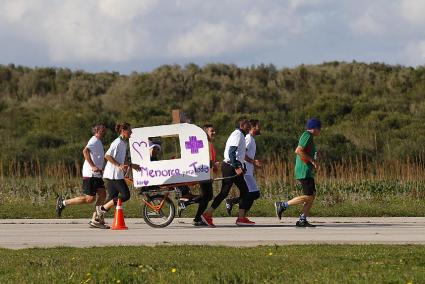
[1,217,424,249]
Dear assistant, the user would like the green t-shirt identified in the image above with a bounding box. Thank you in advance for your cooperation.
[294,131,316,179]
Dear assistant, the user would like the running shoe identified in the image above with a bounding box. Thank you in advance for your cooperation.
[225,199,233,216]
[295,220,316,227]
[95,205,105,223]
[200,213,215,228]
[180,192,199,201]
[236,217,255,226]
[92,211,107,225]
[89,220,110,229]
[274,202,286,220]
[56,196,65,217]
[91,212,97,223]
[92,210,106,224]
[193,220,207,226]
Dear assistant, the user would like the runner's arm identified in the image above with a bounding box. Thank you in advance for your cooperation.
[83,147,101,172]
[245,155,261,167]
[125,161,141,171]
[229,146,243,168]
[295,146,317,168]
[245,154,254,164]
[229,146,244,175]
[105,154,128,171]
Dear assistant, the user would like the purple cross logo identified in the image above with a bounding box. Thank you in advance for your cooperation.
[185,136,204,154]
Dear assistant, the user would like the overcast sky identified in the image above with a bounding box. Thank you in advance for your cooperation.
[1,0,425,73]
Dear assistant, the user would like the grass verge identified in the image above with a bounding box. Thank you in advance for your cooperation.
[1,195,424,219]
[0,245,423,283]
[1,177,424,218]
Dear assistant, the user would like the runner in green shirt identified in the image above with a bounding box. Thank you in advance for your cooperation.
[274,118,321,227]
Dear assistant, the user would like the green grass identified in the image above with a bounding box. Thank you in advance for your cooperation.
[1,194,424,219]
[0,245,423,283]
[1,177,425,218]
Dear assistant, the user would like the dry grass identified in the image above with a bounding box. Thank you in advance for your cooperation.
[1,157,425,202]
[1,158,425,218]
[258,155,425,184]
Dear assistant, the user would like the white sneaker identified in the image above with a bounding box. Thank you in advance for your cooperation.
[91,211,97,223]
[95,206,105,224]
[89,220,110,229]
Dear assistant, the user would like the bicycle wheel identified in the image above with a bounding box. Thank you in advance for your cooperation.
[142,195,176,228]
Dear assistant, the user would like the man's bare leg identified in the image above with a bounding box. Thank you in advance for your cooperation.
[274,195,315,222]
[95,189,106,206]
[301,195,315,217]
[91,189,107,225]
[64,195,95,206]
[204,207,215,216]
[287,195,311,206]
[56,194,96,218]
[238,208,245,218]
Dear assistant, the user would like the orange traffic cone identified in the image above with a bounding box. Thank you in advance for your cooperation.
[111,198,128,230]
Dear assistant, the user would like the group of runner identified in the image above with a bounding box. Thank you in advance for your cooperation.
[55,117,322,228]
[200,118,261,226]
[56,122,140,229]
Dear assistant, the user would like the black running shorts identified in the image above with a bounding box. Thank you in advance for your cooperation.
[82,177,105,196]
[298,178,316,196]
[104,179,131,203]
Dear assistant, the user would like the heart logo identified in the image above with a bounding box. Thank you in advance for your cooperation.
[132,141,147,160]
[143,180,149,185]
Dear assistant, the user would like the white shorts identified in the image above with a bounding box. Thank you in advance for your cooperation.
[244,175,259,193]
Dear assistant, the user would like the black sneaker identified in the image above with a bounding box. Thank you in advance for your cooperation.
[274,202,286,220]
[225,199,233,216]
[193,220,207,226]
[56,196,65,217]
[296,220,316,227]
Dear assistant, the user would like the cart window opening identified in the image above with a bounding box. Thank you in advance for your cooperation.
[148,135,181,161]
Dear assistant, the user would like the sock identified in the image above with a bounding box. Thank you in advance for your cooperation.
[101,205,108,212]
[62,200,66,206]
[299,213,306,221]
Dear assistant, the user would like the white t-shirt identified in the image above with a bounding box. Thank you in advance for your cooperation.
[244,175,259,192]
[103,137,128,180]
[82,136,104,178]
[245,134,256,176]
[223,129,246,166]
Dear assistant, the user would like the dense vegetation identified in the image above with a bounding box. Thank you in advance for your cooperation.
[1,61,425,173]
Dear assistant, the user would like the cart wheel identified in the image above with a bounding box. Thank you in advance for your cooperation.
[142,195,175,228]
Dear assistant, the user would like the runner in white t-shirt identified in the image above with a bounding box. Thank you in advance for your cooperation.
[201,118,252,227]
[225,119,262,216]
[55,124,109,228]
[96,122,140,220]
